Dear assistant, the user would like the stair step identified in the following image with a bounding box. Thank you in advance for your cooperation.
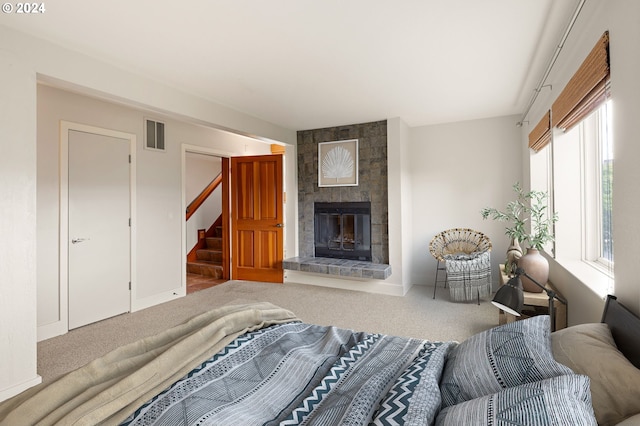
[205,237,222,250]
[196,248,222,263]
[187,261,223,279]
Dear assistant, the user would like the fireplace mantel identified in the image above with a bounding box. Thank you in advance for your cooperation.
[283,256,392,280]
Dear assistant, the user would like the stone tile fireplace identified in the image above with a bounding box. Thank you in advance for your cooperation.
[283,120,391,280]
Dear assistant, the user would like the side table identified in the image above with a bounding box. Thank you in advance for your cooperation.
[498,264,567,330]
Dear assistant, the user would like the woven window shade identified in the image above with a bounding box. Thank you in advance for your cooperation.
[529,110,551,152]
[552,31,610,131]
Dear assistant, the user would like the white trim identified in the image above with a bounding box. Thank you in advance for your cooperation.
[0,375,42,402]
[48,121,136,338]
[580,104,614,272]
[554,257,613,298]
[129,132,139,312]
[132,288,184,312]
[182,144,237,158]
[37,321,67,342]
[284,271,405,296]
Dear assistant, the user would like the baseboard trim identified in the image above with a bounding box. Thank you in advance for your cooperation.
[38,320,68,342]
[0,375,42,403]
[131,287,185,312]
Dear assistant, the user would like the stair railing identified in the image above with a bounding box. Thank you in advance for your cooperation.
[186,172,223,221]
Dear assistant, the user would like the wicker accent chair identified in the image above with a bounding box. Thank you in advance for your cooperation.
[429,228,492,303]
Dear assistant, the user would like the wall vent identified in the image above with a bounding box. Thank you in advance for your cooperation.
[144,118,165,151]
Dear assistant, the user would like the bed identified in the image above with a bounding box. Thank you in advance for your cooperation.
[0,295,639,425]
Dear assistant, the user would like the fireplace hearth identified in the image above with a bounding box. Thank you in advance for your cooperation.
[314,202,372,261]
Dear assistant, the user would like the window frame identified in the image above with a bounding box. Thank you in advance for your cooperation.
[544,100,614,296]
[584,101,613,273]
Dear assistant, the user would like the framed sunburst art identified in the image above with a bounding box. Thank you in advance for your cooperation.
[318,139,359,187]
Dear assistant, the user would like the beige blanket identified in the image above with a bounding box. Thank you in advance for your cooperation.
[0,302,298,426]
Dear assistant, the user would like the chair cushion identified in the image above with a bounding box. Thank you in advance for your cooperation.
[443,251,491,302]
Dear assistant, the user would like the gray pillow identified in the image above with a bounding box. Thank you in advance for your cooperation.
[436,374,597,425]
[440,315,573,407]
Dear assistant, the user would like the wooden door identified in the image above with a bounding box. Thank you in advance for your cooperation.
[231,154,284,282]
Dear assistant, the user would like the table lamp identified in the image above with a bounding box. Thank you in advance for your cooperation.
[491,267,567,331]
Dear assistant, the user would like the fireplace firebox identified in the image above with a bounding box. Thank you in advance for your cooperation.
[314,202,372,261]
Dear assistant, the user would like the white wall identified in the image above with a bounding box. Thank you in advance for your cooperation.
[0,50,42,402]
[36,85,275,338]
[185,152,222,203]
[185,153,222,251]
[388,117,414,294]
[288,115,523,296]
[0,24,296,401]
[283,144,298,261]
[408,115,523,289]
[523,0,640,321]
[1,26,294,146]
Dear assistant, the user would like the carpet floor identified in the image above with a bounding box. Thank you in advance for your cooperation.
[37,280,499,383]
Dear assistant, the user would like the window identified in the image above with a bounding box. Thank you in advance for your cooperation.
[570,101,613,271]
[594,101,613,267]
[550,100,613,295]
[530,31,613,296]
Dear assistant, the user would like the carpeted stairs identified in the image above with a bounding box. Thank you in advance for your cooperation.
[187,226,223,279]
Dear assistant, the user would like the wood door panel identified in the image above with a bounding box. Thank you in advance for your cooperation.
[259,230,281,268]
[231,154,284,283]
[237,230,255,268]
[259,160,278,220]
[236,161,254,220]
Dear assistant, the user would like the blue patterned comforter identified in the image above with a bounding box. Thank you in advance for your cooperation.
[122,322,453,426]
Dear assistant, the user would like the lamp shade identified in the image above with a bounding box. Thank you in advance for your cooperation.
[492,276,524,316]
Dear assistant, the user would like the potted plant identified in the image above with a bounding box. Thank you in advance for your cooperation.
[481,182,558,292]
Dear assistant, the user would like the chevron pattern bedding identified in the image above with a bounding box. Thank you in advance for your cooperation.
[122,322,454,426]
[0,303,599,425]
[120,315,597,426]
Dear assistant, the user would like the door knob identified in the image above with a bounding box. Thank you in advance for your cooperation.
[71,238,89,244]
[275,223,284,228]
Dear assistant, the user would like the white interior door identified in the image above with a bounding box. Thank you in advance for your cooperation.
[68,129,131,329]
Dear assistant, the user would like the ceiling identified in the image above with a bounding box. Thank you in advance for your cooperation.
[1,1,579,131]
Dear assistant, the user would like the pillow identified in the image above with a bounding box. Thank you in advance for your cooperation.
[440,315,573,407]
[615,413,640,426]
[552,323,640,426]
[435,375,597,425]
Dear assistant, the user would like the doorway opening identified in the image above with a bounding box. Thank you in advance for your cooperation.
[184,149,229,293]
